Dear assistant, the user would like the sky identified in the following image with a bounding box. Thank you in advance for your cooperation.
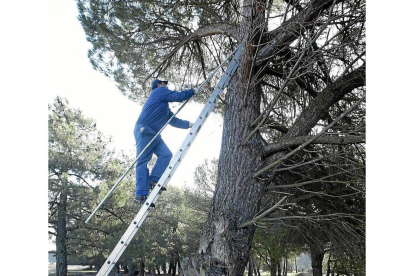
[48,0,224,190]
[1,1,414,275]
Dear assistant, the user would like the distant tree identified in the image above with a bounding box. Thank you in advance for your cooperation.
[48,97,114,275]
[48,97,137,274]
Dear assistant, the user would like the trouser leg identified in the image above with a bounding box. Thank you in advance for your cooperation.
[135,135,158,196]
[150,138,173,182]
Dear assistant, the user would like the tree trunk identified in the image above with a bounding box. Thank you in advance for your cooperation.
[277,259,281,276]
[189,2,267,276]
[172,258,177,276]
[162,261,166,274]
[140,261,145,276]
[247,258,253,276]
[156,265,161,275]
[295,257,297,274]
[310,249,324,276]
[270,257,277,276]
[56,172,68,276]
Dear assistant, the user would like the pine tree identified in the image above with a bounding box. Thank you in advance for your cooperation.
[77,1,366,275]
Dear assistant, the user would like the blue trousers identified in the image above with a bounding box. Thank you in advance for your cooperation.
[134,124,172,196]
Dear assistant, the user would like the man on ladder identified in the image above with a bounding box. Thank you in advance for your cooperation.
[133,79,200,203]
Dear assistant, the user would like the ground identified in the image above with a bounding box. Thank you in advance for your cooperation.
[48,264,307,276]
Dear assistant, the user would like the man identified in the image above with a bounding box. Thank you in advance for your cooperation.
[133,79,199,203]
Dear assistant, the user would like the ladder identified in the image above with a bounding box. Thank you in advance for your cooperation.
[96,46,242,276]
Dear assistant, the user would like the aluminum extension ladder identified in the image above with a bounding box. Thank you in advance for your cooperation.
[96,46,242,276]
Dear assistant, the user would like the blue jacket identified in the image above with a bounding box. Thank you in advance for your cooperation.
[136,87,194,133]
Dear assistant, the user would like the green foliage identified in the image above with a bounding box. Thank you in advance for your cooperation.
[48,97,135,267]
[49,104,218,270]
[77,0,240,103]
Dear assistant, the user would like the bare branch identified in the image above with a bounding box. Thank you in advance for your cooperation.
[237,196,287,229]
[264,134,365,156]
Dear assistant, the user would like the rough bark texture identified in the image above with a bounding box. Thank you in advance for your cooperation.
[186,2,267,276]
[56,172,68,276]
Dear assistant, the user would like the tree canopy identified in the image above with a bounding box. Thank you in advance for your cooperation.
[76,1,366,276]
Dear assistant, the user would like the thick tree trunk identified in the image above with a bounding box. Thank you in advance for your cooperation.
[188,2,268,276]
[310,249,324,276]
[56,172,68,276]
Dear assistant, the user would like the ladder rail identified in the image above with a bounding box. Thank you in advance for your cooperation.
[85,45,241,224]
[95,46,242,276]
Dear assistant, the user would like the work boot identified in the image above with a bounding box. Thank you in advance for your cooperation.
[134,195,147,204]
[150,180,157,190]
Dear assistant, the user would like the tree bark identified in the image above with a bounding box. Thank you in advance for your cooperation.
[56,172,68,276]
[185,2,267,276]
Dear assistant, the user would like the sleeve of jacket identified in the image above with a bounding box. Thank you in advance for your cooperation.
[168,110,190,129]
[160,87,194,103]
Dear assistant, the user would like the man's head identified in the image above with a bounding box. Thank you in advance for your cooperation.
[151,79,168,90]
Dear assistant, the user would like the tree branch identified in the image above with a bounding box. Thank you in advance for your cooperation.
[147,23,239,80]
[254,94,365,177]
[264,134,365,156]
[287,64,365,137]
[257,0,341,64]
[237,196,287,229]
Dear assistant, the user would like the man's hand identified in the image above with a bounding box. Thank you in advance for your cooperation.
[193,87,201,95]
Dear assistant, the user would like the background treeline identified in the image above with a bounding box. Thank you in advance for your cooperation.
[48,97,364,276]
